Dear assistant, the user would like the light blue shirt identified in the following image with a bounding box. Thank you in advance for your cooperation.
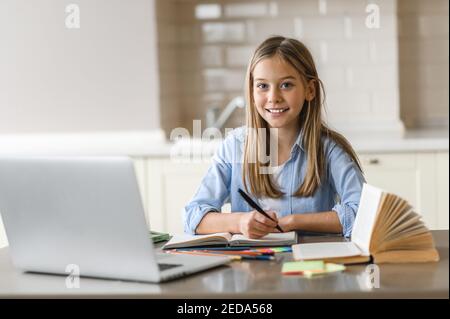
[183,126,365,237]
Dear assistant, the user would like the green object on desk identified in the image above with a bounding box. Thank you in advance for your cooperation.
[303,263,346,278]
[282,260,346,277]
[150,231,170,243]
[282,261,325,274]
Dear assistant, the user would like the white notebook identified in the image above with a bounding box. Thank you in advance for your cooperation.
[293,242,363,260]
[162,231,297,249]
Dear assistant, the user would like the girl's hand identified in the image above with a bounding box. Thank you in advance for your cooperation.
[276,215,294,232]
[238,210,279,239]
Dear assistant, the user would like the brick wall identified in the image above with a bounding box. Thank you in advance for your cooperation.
[157,0,448,137]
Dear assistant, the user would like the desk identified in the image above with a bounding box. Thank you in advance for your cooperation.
[0,230,448,298]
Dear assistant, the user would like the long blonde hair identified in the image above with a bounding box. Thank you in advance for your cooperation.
[243,36,363,198]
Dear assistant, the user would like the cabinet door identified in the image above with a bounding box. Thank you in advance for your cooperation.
[162,162,211,234]
[146,158,166,231]
[132,157,149,229]
[359,153,438,229]
[0,214,8,248]
[436,152,449,229]
[146,158,232,234]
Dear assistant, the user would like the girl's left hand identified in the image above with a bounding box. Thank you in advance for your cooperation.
[276,215,294,232]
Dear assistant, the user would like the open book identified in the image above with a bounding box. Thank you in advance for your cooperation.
[292,183,440,264]
[162,231,297,249]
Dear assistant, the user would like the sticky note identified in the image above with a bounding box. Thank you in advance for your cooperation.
[281,261,325,275]
[282,261,346,276]
[303,263,346,278]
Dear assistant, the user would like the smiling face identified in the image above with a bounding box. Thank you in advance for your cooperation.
[252,55,313,131]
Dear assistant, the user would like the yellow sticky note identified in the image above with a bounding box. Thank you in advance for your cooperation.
[282,261,325,275]
[303,263,346,278]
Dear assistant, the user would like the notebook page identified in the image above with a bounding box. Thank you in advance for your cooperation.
[351,183,383,256]
[230,231,296,245]
[162,232,232,249]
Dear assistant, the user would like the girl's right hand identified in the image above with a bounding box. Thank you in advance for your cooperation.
[238,210,279,239]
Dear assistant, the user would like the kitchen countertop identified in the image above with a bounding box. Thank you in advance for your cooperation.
[347,128,449,154]
[0,128,448,157]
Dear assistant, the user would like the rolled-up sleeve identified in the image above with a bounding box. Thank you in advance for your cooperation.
[183,137,233,234]
[327,142,365,237]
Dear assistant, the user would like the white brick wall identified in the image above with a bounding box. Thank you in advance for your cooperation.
[226,46,254,67]
[203,69,245,92]
[224,2,270,18]
[246,19,297,44]
[195,4,221,20]
[202,22,247,43]
[156,0,447,135]
[398,0,449,128]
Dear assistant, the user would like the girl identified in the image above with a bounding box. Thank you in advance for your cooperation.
[184,36,365,239]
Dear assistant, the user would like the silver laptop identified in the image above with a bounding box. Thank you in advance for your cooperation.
[0,156,229,283]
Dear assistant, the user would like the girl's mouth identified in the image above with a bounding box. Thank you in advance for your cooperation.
[265,107,290,114]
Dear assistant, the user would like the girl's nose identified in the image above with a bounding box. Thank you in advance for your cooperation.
[268,89,282,104]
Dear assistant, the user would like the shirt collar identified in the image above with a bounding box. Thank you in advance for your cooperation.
[292,129,305,153]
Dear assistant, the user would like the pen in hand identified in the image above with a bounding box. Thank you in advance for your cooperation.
[238,188,284,233]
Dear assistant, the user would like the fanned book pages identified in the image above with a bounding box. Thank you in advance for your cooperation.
[162,231,297,249]
[292,183,440,264]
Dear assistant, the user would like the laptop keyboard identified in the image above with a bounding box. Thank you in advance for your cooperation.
[158,263,182,271]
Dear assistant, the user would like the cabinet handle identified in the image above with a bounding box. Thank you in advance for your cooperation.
[368,158,380,165]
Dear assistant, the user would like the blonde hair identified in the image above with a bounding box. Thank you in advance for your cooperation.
[243,36,363,198]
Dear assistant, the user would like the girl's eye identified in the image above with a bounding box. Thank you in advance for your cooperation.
[256,83,268,90]
[281,82,293,89]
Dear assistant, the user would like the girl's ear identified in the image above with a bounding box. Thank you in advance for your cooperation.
[305,80,316,101]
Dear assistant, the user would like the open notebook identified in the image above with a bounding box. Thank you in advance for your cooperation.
[292,183,440,264]
[162,231,297,249]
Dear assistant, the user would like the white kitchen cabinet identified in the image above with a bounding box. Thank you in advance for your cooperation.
[436,152,449,229]
[162,162,211,234]
[132,157,149,229]
[146,158,166,232]
[146,151,449,234]
[359,152,438,229]
[146,159,211,234]
[0,214,8,248]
